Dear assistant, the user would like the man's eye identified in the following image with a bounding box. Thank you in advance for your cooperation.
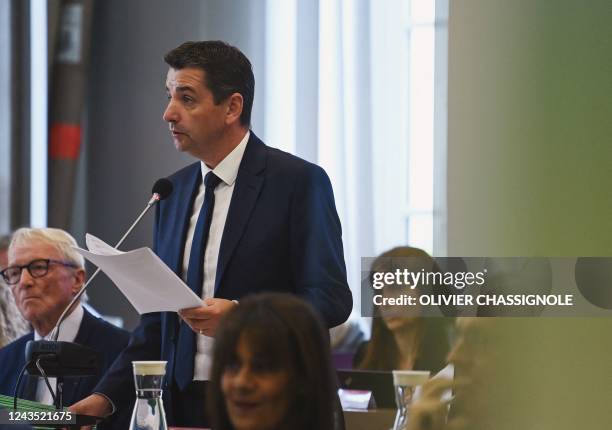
[183,96,194,103]
[5,268,20,278]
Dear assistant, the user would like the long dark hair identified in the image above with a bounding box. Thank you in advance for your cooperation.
[208,293,336,430]
[357,315,452,372]
[357,247,454,373]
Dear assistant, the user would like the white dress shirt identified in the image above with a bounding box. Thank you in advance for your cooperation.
[34,304,84,404]
[181,131,249,381]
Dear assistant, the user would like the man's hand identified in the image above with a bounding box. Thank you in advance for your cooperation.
[179,298,237,337]
[69,393,113,430]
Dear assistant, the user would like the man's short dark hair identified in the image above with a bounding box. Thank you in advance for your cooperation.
[164,40,255,127]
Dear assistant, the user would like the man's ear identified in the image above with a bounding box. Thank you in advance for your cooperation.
[73,268,86,295]
[225,92,244,125]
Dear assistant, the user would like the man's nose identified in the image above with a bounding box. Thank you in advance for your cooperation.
[17,268,35,288]
[163,99,179,123]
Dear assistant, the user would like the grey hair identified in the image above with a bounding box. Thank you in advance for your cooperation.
[9,227,85,270]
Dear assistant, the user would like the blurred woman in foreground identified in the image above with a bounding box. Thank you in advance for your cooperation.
[208,293,337,430]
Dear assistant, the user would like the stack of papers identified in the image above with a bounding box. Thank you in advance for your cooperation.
[75,234,202,314]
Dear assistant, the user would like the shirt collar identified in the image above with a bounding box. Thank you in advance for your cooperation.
[200,131,250,186]
[35,304,84,342]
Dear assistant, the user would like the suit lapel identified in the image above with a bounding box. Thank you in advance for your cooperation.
[165,164,202,279]
[64,309,95,406]
[215,134,266,293]
[72,308,93,345]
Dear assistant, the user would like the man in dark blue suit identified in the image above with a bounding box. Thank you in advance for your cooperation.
[71,40,352,427]
[0,228,130,429]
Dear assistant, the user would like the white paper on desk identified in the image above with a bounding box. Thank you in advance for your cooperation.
[75,234,203,314]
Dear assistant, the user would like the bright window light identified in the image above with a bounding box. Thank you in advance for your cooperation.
[30,0,48,227]
[264,0,297,154]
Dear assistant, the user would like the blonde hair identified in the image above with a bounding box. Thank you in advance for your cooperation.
[9,227,85,270]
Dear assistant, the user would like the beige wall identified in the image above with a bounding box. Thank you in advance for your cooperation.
[447,0,612,257]
[83,0,265,328]
[447,1,612,428]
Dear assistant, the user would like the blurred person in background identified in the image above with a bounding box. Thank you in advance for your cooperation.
[405,317,505,430]
[355,247,454,374]
[404,318,585,430]
[0,233,29,348]
[208,293,339,430]
[0,228,130,429]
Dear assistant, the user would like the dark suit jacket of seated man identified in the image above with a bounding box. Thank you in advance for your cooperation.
[0,308,131,429]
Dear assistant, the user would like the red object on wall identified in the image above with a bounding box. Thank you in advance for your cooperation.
[49,123,82,160]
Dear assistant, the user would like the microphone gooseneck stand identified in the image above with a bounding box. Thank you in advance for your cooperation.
[15,178,173,414]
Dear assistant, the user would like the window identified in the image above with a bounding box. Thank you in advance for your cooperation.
[261,0,449,315]
[371,0,448,256]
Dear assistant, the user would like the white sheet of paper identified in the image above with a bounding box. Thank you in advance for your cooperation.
[75,234,203,314]
[85,234,124,256]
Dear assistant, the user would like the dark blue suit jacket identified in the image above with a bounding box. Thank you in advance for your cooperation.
[94,133,352,424]
[0,309,131,429]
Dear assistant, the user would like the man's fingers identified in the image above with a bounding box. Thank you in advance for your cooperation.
[199,326,214,336]
[179,307,214,320]
[199,320,214,331]
[178,302,208,316]
[181,316,215,334]
[179,298,231,337]
[180,313,212,322]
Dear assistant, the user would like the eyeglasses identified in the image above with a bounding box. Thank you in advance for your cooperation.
[0,259,78,285]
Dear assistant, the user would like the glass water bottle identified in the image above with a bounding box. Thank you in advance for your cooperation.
[129,361,168,430]
[392,370,430,430]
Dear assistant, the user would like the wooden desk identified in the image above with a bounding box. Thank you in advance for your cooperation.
[169,428,209,430]
[344,408,396,430]
[169,409,396,430]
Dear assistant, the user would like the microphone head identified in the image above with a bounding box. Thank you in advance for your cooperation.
[152,178,173,200]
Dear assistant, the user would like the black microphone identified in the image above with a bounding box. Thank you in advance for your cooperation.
[50,178,173,341]
[20,178,173,409]
[150,177,173,204]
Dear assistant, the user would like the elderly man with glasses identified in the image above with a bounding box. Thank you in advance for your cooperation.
[0,227,130,429]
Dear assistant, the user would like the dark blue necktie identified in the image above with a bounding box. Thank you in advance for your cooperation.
[175,171,222,390]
